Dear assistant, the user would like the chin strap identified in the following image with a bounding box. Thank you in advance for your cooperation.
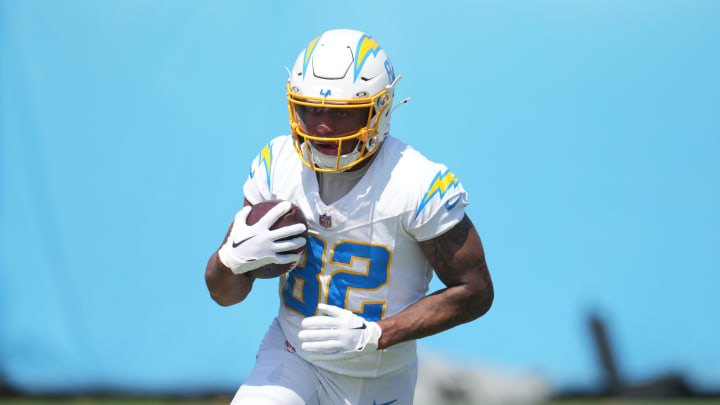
[306,140,361,172]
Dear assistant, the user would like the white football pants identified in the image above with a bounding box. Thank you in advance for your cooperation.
[231,318,417,405]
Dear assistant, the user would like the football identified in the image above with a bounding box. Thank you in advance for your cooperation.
[246,200,308,279]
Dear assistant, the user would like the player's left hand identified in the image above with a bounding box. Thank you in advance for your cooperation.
[298,303,382,361]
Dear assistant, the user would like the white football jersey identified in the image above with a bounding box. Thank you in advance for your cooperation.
[243,135,468,378]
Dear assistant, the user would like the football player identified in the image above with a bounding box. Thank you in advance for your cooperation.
[205,29,494,405]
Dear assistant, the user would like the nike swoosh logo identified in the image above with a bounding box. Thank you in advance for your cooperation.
[445,195,461,211]
[232,235,255,248]
[373,400,397,405]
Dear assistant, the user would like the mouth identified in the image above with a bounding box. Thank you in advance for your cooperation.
[311,140,340,156]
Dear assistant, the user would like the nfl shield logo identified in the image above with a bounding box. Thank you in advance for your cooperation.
[319,213,332,228]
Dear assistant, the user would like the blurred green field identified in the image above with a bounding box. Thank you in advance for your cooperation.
[0,399,223,405]
[545,401,720,405]
[0,399,227,405]
[2,398,720,405]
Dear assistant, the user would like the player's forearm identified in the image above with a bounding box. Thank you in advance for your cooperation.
[376,281,493,350]
[205,252,254,306]
[377,215,493,349]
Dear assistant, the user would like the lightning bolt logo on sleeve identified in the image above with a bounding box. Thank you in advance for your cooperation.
[354,34,381,83]
[249,143,273,189]
[414,170,460,219]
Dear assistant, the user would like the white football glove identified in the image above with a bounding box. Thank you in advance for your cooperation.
[218,201,307,275]
[298,303,382,361]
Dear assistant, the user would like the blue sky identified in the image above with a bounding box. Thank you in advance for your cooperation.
[1,0,718,393]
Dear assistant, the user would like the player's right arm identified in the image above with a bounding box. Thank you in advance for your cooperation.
[205,199,255,306]
[205,199,307,306]
[207,137,299,306]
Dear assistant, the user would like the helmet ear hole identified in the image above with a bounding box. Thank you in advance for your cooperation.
[377,94,388,107]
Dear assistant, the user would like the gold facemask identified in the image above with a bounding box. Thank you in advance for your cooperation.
[287,83,390,172]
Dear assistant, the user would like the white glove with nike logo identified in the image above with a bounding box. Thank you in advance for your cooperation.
[298,303,382,361]
[218,201,307,275]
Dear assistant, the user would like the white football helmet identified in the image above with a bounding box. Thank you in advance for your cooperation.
[287,29,401,172]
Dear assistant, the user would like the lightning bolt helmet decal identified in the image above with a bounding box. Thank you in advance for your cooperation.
[302,37,320,79]
[353,34,382,83]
